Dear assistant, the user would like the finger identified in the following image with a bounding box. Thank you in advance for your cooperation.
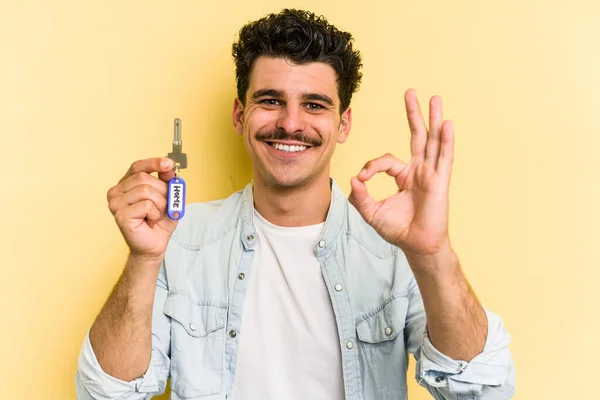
[404,89,427,163]
[425,96,443,168]
[110,172,169,200]
[358,153,407,182]
[114,200,162,229]
[108,184,168,216]
[158,169,176,182]
[119,158,174,184]
[348,176,378,222]
[437,119,455,180]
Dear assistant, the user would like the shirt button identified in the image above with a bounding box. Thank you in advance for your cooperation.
[346,340,354,349]
[318,240,325,248]
[435,376,445,383]
[238,273,245,280]
[189,323,196,331]
[334,283,343,292]
[246,234,255,241]
[229,330,237,338]
[385,327,393,336]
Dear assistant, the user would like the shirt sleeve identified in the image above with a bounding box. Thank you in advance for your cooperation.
[76,264,172,400]
[404,278,516,399]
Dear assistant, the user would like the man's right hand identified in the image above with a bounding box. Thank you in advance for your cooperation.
[107,157,179,260]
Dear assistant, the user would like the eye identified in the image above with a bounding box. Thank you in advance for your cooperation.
[260,99,281,106]
[304,103,325,111]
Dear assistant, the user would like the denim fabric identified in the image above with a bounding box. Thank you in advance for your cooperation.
[76,179,515,400]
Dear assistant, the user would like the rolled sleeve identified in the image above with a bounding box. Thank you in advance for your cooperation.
[76,265,172,399]
[415,309,516,399]
[75,332,166,400]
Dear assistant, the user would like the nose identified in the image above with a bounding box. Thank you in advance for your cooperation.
[275,104,306,134]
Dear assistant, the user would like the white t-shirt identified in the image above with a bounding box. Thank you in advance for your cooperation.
[231,210,345,400]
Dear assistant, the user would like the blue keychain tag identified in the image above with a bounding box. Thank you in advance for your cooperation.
[167,176,186,220]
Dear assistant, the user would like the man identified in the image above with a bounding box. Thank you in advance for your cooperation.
[77,9,515,400]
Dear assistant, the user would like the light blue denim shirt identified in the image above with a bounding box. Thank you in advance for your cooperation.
[77,179,515,400]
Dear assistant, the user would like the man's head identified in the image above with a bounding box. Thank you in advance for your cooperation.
[231,9,363,190]
[232,9,362,114]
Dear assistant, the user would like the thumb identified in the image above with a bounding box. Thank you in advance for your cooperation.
[349,176,377,222]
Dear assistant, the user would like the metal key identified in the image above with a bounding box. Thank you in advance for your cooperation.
[167,118,187,170]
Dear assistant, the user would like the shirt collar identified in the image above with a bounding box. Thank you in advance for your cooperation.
[239,178,346,251]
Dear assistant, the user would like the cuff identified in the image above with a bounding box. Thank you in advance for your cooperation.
[76,331,163,399]
[416,309,513,395]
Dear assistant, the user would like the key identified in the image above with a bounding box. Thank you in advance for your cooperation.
[166,118,187,220]
[167,118,187,169]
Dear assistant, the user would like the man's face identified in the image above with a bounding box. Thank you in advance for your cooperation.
[233,56,351,190]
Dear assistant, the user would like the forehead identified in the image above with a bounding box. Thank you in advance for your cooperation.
[248,56,339,101]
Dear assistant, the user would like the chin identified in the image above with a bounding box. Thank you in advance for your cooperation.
[261,172,315,190]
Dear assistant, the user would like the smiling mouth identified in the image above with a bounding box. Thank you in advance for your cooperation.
[265,141,312,153]
[271,143,307,153]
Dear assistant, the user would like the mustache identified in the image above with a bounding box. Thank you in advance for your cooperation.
[256,129,322,147]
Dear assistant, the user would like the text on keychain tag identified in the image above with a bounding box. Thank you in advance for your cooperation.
[167,164,186,220]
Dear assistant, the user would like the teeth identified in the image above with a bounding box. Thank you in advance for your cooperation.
[271,143,307,153]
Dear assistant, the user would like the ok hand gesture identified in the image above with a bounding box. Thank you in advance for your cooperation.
[349,89,454,258]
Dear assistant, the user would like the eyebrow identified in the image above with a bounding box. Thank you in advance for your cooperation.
[251,88,335,107]
[301,92,334,107]
[251,89,285,100]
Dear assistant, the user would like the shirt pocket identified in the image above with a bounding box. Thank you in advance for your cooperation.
[356,295,409,399]
[163,293,227,399]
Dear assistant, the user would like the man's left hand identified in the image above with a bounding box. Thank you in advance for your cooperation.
[349,89,455,259]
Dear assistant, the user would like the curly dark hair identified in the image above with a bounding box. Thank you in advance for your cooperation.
[232,9,363,114]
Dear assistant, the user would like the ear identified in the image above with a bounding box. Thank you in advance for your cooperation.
[232,98,244,136]
[337,107,352,144]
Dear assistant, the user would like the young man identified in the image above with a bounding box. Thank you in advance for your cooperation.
[77,9,515,400]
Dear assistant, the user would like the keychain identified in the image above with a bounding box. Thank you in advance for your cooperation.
[167,118,187,220]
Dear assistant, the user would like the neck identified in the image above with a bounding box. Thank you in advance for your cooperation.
[252,174,332,227]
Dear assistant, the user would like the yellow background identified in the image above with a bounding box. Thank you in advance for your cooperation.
[1,1,598,399]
